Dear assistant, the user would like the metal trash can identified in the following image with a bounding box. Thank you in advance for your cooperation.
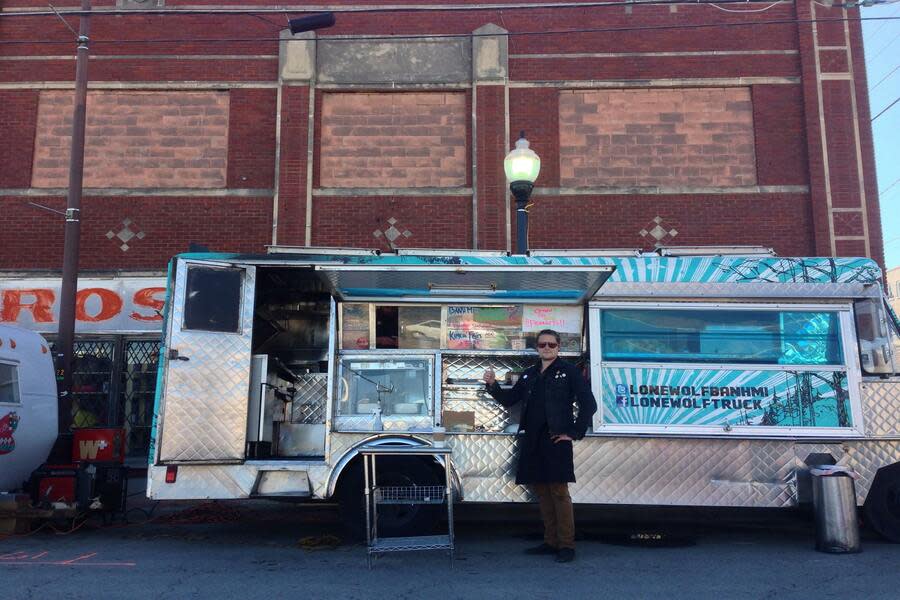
[810,465,861,554]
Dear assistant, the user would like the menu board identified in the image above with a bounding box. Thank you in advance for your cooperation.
[522,306,583,352]
[447,306,524,350]
[341,303,370,349]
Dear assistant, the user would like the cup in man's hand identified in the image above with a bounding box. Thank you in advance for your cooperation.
[483,369,496,385]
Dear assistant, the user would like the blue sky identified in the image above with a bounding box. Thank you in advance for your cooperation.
[864,4,900,268]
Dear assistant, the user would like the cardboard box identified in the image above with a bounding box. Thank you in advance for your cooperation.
[441,410,475,432]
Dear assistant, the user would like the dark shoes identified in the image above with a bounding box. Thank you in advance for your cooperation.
[523,543,558,555]
[524,544,576,562]
[555,548,576,563]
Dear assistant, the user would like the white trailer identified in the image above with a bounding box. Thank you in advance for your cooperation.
[147,248,900,540]
[0,325,57,492]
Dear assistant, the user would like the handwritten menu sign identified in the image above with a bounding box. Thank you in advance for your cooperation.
[522,306,583,352]
[447,306,523,350]
[522,306,582,333]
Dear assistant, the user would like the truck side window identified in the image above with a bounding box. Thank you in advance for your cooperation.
[0,363,20,404]
[854,298,894,374]
[183,267,242,333]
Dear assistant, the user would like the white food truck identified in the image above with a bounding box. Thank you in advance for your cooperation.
[0,325,58,493]
[147,247,900,541]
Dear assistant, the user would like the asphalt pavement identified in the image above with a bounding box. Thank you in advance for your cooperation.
[2,495,899,600]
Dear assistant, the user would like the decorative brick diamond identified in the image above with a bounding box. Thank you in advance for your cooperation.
[372,217,413,248]
[106,218,146,252]
[639,216,679,246]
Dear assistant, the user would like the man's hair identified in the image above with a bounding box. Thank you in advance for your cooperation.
[536,329,561,344]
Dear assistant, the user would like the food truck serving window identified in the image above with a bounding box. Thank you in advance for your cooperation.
[0,363,20,404]
[602,309,843,365]
[340,303,583,352]
[597,306,857,431]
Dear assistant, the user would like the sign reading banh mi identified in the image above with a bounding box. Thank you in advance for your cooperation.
[445,305,584,351]
[0,278,166,333]
[602,367,852,428]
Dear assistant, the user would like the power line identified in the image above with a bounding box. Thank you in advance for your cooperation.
[868,28,900,61]
[869,3,900,35]
[0,0,800,18]
[1,14,899,46]
[880,176,900,197]
[873,95,900,120]
[872,61,900,89]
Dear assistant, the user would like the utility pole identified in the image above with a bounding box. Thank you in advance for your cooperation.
[57,0,91,434]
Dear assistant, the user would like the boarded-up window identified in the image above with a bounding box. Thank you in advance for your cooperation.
[31,91,229,189]
[319,92,466,188]
[559,88,756,188]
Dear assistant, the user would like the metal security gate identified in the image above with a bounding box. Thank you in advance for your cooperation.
[121,339,162,458]
[50,337,161,458]
[70,340,116,428]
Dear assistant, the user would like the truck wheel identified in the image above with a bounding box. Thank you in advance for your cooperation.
[863,462,900,543]
[336,456,441,540]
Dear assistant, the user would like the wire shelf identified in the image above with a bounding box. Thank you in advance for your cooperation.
[369,535,452,554]
[374,485,446,505]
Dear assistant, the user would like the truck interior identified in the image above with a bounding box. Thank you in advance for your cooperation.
[247,267,332,460]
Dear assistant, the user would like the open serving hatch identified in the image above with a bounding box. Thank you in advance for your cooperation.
[314,264,616,304]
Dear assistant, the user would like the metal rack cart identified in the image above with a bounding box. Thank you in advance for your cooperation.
[359,445,454,569]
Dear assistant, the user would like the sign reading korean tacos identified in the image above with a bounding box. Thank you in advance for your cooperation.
[0,277,166,333]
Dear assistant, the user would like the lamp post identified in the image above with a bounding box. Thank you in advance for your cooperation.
[504,131,541,255]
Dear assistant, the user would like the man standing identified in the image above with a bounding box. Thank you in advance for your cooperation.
[483,329,597,563]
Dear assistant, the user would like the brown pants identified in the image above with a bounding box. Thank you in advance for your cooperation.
[532,483,575,549]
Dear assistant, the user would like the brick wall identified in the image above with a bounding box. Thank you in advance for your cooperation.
[0,5,884,270]
[526,194,814,256]
[751,85,809,186]
[0,195,271,270]
[310,196,472,249]
[227,89,277,189]
[275,85,311,246]
[559,88,757,188]
[0,91,39,188]
[31,91,229,189]
[319,92,467,188]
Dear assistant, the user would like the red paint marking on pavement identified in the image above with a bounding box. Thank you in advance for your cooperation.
[0,561,137,567]
[60,552,97,564]
[30,551,48,560]
[0,551,29,560]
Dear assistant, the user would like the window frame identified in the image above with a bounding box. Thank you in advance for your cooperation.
[588,301,865,439]
[181,265,245,335]
[0,359,22,406]
[338,302,585,355]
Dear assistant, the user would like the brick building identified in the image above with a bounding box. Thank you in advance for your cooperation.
[0,0,885,452]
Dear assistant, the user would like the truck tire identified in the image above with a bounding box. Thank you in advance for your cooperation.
[863,462,900,543]
[336,456,441,540]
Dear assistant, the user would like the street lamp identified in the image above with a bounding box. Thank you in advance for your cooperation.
[504,131,541,255]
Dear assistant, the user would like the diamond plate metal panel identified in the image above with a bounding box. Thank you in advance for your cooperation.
[570,437,798,507]
[860,380,900,437]
[158,262,256,463]
[844,440,900,503]
[442,355,533,432]
[291,374,328,424]
[447,435,530,502]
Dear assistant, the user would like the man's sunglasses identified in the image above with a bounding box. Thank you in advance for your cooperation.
[537,342,559,349]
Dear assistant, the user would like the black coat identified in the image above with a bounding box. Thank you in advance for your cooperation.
[486,358,597,484]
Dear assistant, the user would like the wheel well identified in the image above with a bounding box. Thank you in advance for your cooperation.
[327,438,456,499]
